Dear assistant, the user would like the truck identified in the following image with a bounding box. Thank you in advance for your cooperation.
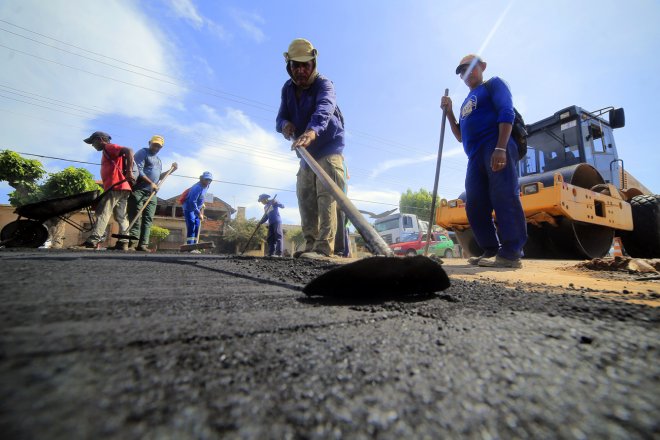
[390,231,455,258]
[373,212,428,244]
[437,105,660,259]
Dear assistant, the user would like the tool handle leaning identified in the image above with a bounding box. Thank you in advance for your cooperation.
[295,146,392,257]
[424,88,449,257]
[126,164,177,231]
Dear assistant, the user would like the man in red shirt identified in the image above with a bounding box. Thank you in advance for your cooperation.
[78,131,135,250]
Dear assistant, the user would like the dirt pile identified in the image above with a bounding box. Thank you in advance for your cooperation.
[577,256,660,274]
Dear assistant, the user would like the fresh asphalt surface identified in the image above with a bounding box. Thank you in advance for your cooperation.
[0,250,658,439]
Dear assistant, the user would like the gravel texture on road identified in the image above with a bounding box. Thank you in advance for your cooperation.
[0,251,658,439]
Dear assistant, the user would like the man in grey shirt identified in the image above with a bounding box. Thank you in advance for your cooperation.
[127,135,177,251]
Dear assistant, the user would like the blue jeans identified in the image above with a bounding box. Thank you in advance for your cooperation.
[465,142,527,260]
[267,222,283,256]
[184,210,200,244]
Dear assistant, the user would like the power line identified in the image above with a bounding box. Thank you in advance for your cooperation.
[0,22,276,111]
[0,19,466,190]
[0,94,95,119]
[0,30,466,169]
[3,150,414,207]
[0,93,450,190]
[0,18,449,155]
[0,43,274,113]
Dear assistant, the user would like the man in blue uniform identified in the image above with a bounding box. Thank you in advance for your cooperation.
[441,54,527,268]
[276,38,346,259]
[128,135,177,251]
[183,171,212,245]
[258,194,284,257]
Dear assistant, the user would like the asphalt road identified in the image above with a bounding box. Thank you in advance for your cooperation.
[0,250,658,439]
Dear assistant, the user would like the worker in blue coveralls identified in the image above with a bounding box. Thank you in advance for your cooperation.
[276,38,346,260]
[258,194,284,257]
[441,54,527,268]
[183,171,213,245]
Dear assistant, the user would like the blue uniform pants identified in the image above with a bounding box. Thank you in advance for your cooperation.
[267,222,283,256]
[465,142,527,260]
[184,210,200,244]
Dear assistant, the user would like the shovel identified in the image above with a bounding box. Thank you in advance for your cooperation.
[112,164,176,241]
[180,206,215,252]
[294,145,450,298]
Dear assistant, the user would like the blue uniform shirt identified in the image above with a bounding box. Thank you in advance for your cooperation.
[459,76,515,159]
[276,74,345,163]
[133,148,162,191]
[264,201,284,224]
[183,182,208,216]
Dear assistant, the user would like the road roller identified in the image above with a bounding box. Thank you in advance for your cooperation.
[437,105,660,259]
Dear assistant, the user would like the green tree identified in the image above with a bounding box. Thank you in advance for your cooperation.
[150,226,170,251]
[0,150,46,205]
[0,152,101,248]
[399,188,439,223]
[224,217,267,253]
[287,226,305,251]
[40,167,101,200]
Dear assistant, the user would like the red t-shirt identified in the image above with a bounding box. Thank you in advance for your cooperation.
[101,143,131,191]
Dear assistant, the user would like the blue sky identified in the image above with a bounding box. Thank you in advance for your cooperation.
[0,0,658,225]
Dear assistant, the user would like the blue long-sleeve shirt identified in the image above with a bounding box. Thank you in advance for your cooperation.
[133,148,162,191]
[263,201,284,224]
[276,74,345,163]
[183,182,208,216]
[459,76,515,159]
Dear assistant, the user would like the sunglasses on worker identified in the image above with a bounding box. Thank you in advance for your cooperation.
[457,59,482,77]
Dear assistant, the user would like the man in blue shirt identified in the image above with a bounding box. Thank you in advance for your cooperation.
[258,194,284,257]
[183,171,212,246]
[127,135,177,251]
[276,38,346,259]
[441,55,527,268]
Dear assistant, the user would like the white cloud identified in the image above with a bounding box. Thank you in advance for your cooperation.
[369,147,463,178]
[346,186,401,215]
[165,106,299,221]
[0,0,183,160]
[166,0,230,40]
[167,0,204,27]
[231,9,266,43]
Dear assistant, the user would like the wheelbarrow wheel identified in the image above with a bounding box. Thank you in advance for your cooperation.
[1,220,49,248]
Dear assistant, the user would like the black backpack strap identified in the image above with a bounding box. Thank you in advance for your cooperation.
[482,79,496,111]
[482,79,527,159]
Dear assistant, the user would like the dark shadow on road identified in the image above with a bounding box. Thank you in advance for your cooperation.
[1,254,304,292]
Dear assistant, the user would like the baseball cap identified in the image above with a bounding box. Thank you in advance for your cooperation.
[455,54,485,74]
[258,193,270,201]
[284,39,318,63]
[83,131,111,144]
[150,135,164,146]
[201,171,213,180]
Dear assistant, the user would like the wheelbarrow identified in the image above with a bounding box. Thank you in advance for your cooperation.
[0,190,102,248]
